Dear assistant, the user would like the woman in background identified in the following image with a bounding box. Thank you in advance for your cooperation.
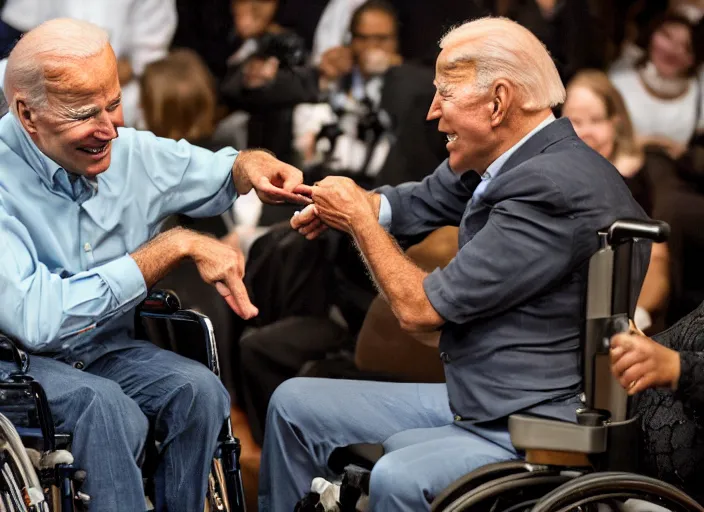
[610,304,704,504]
[609,10,703,159]
[562,69,670,332]
[140,49,243,394]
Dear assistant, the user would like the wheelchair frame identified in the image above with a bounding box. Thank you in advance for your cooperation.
[429,219,704,512]
[0,290,247,512]
[323,219,703,512]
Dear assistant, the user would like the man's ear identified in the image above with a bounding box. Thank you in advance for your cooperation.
[16,99,39,134]
[489,80,511,127]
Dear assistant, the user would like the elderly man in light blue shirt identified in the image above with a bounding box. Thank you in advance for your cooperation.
[0,18,307,512]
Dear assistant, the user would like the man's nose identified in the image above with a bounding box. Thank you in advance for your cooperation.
[94,110,120,140]
[427,92,441,121]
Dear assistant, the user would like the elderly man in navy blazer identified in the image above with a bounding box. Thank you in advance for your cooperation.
[262,17,650,511]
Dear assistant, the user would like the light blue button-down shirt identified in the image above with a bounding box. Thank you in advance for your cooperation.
[379,114,556,227]
[0,113,238,366]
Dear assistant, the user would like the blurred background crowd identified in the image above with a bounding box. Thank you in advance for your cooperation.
[0,0,702,508]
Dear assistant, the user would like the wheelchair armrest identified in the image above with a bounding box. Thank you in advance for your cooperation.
[509,414,607,455]
[0,332,30,375]
[139,289,181,314]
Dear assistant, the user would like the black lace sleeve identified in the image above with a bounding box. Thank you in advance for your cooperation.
[676,351,704,412]
[636,301,704,502]
[651,302,704,412]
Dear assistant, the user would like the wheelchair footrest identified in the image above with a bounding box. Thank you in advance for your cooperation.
[509,414,607,454]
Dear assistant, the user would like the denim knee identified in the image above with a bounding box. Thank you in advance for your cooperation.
[74,379,149,457]
[175,366,230,431]
[266,377,316,426]
[369,454,420,507]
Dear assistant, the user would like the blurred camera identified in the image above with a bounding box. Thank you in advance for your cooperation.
[255,32,307,69]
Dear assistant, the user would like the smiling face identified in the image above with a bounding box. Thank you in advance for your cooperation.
[18,45,123,178]
[426,45,498,174]
[563,85,617,160]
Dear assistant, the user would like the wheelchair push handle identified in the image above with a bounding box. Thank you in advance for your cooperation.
[606,219,669,245]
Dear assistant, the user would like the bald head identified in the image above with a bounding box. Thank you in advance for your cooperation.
[4,18,110,116]
[439,17,565,111]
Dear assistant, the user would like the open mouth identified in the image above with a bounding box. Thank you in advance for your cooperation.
[78,142,110,158]
[446,133,458,143]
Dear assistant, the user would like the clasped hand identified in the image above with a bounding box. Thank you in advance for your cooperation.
[290,177,377,239]
[610,329,681,395]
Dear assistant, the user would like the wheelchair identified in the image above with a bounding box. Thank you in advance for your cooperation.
[328,219,704,512]
[0,290,246,512]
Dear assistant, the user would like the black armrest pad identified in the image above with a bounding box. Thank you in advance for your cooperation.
[0,332,29,374]
[139,289,181,314]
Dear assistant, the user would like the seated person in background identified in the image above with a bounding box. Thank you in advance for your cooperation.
[0,19,306,512]
[562,69,670,332]
[261,17,650,511]
[610,301,704,503]
[141,49,220,150]
[293,0,442,189]
[294,0,403,185]
[609,10,703,160]
[140,48,246,394]
[219,0,317,162]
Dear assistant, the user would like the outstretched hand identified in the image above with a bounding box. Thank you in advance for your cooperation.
[233,150,312,205]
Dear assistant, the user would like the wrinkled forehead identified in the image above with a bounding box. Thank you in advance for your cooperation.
[43,48,119,106]
[435,43,476,84]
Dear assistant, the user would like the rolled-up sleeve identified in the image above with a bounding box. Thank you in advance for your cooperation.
[377,159,477,245]
[0,204,147,350]
[423,192,575,325]
[126,129,238,223]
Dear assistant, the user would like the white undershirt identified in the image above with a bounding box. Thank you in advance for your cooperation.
[609,67,703,145]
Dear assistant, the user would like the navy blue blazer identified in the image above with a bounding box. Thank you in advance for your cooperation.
[379,118,650,425]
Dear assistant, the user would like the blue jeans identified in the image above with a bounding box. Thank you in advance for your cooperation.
[0,344,230,512]
[259,378,520,511]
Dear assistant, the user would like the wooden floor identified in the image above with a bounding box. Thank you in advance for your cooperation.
[231,405,262,511]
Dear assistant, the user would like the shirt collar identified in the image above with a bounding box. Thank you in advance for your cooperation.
[483,113,556,181]
[9,113,65,188]
[8,113,97,199]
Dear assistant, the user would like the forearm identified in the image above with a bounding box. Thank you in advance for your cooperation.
[376,161,474,245]
[352,217,442,332]
[131,227,192,288]
[637,244,670,315]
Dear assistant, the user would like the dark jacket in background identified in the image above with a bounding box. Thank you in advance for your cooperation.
[496,0,608,84]
[171,0,234,82]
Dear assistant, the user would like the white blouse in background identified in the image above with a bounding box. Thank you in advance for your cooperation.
[609,67,703,145]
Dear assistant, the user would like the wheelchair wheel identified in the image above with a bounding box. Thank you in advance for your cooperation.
[432,469,574,512]
[431,461,559,510]
[532,472,704,512]
[0,414,48,512]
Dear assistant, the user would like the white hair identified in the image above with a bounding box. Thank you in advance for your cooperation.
[439,17,565,111]
[4,18,110,116]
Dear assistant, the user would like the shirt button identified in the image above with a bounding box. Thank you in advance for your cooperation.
[454,415,462,422]
[83,243,92,252]
[440,352,451,363]
[72,361,85,370]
